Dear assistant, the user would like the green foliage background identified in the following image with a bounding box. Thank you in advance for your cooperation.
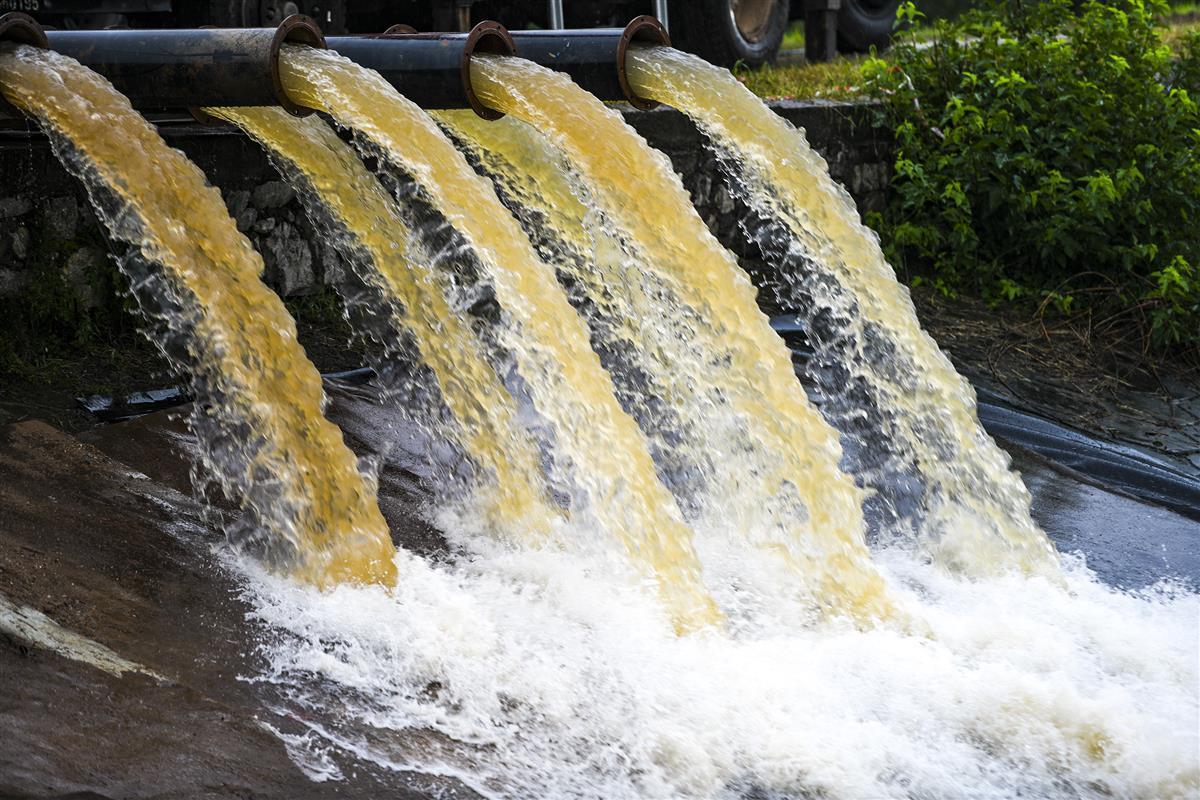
[864,0,1200,354]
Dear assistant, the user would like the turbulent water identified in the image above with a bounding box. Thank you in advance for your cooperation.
[0,44,395,585]
[625,46,1058,577]
[436,110,717,510]
[467,55,893,623]
[242,541,1198,799]
[207,106,557,540]
[275,44,720,630]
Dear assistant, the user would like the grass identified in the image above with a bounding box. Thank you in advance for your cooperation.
[781,21,806,51]
[736,55,870,101]
[1164,17,1200,47]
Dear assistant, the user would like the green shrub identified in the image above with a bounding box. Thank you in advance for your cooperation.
[864,0,1200,354]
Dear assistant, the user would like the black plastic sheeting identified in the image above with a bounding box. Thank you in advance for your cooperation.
[974,387,1200,523]
[78,324,1200,523]
[768,316,1200,523]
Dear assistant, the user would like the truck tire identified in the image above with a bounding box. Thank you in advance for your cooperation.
[668,0,790,68]
[836,0,899,52]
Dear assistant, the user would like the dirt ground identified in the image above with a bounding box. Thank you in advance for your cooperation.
[912,289,1200,475]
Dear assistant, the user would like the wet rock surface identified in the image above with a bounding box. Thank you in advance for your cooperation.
[0,393,475,800]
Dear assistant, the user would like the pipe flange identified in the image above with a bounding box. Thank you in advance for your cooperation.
[618,15,670,110]
[272,13,326,116]
[187,15,325,124]
[0,12,49,50]
[462,20,514,121]
[382,24,418,35]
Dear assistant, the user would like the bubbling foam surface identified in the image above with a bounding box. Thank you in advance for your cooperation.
[240,526,1198,799]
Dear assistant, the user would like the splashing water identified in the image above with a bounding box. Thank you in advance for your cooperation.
[242,544,1198,799]
[207,106,559,541]
[625,45,1058,576]
[5,39,1195,800]
[0,44,395,585]
[467,55,894,623]
[276,44,721,631]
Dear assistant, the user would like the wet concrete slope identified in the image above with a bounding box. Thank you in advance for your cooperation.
[0,413,473,799]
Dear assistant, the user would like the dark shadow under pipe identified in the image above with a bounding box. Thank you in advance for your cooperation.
[324,21,515,120]
[507,16,670,110]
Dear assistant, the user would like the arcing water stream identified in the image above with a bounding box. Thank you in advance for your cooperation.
[436,110,720,515]
[467,55,894,623]
[276,45,721,631]
[625,45,1058,577]
[0,44,396,586]
[1,35,1196,800]
[205,106,557,541]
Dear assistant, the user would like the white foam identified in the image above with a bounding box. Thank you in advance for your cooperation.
[238,528,1199,799]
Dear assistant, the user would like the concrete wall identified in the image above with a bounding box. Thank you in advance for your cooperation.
[0,101,890,309]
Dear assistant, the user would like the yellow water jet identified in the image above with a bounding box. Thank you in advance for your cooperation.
[277,45,721,632]
[467,55,894,623]
[207,106,558,542]
[625,45,1059,577]
[0,44,396,587]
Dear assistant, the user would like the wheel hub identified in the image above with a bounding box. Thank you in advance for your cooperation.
[731,0,776,43]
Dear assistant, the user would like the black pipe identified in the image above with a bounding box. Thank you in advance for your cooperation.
[40,15,325,116]
[508,16,670,110]
[3,13,669,119]
[325,21,515,120]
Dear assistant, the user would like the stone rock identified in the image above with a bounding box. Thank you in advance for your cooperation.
[251,181,295,210]
[63,246,108,310]
[42,195,79,241]
[851,162,890,196]
[224,189,251,219]
[253,217,277,234]
[713,183,736,216]
[235,207,258,233]
[11,226,30,260]
[691,173,713,206]
[262,222,314,296]
[0,419,464,799]
[0,268,28,298]
[318,240,346,286]
[0,196,32,219]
